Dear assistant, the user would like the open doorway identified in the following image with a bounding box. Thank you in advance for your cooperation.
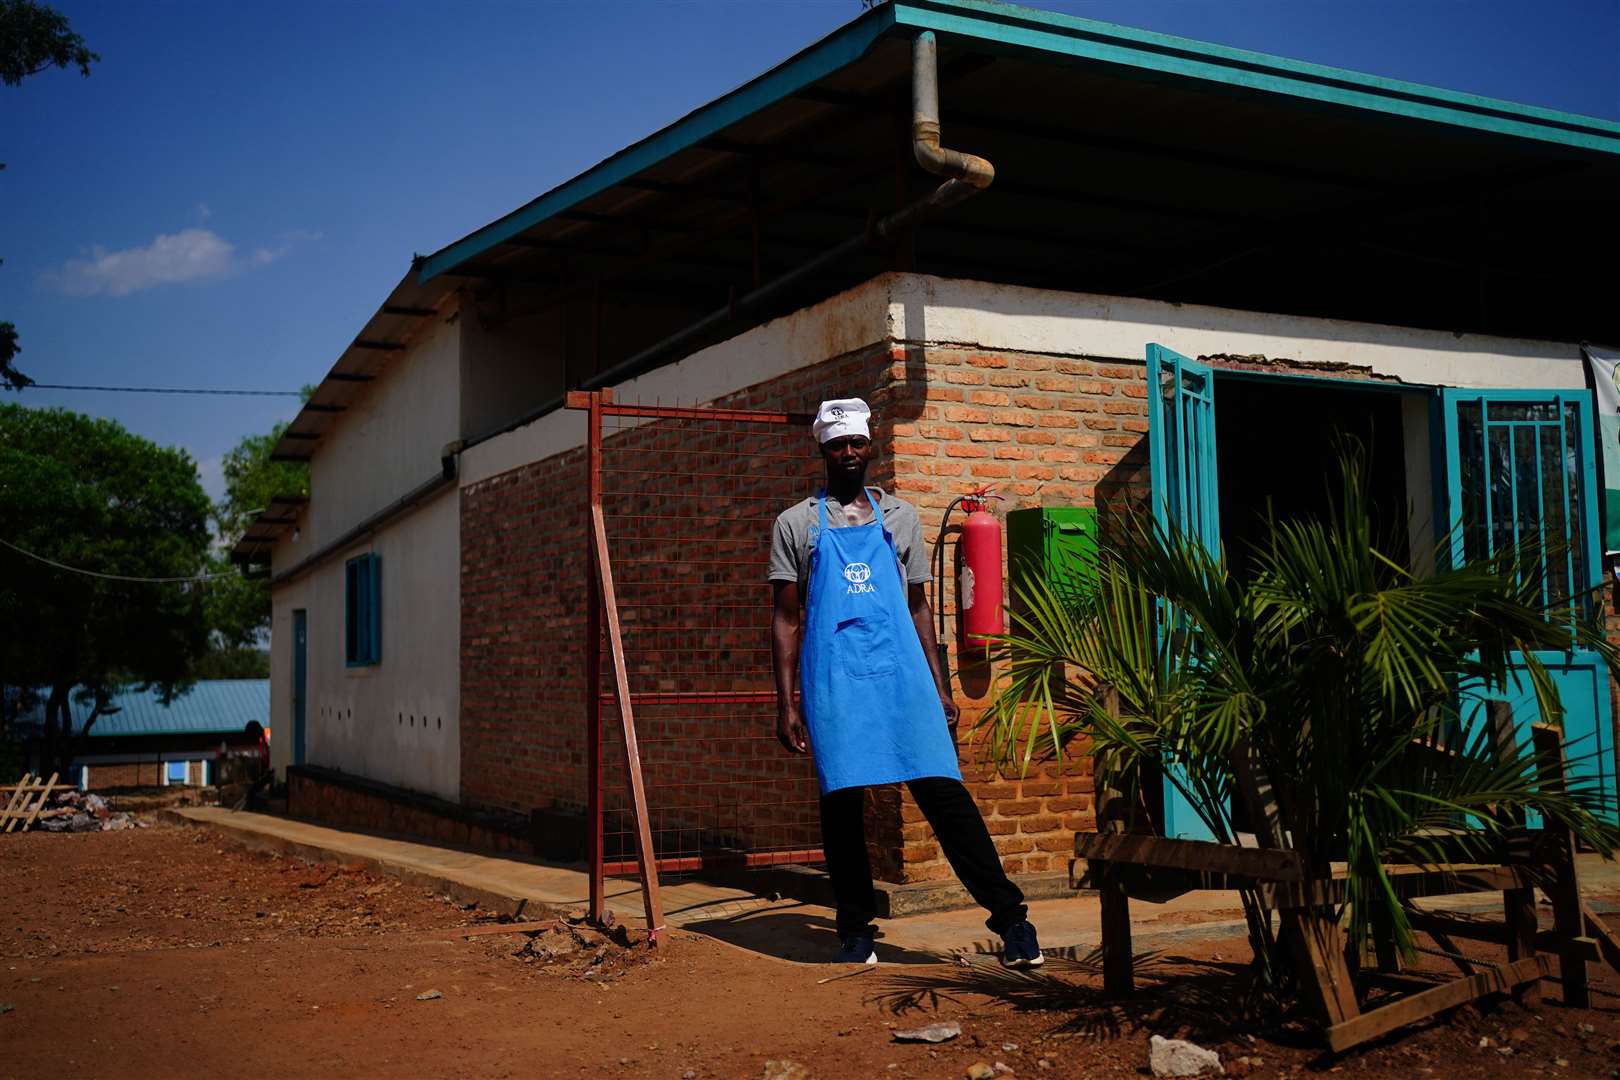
[1213,375,1414,580]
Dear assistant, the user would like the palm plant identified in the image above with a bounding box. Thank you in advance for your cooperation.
[976,444,1620,978]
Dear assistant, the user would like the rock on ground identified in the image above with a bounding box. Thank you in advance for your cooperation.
[891,1020,963,1043]
[761,1060,808,1080]
[1149,1035,1222,1078]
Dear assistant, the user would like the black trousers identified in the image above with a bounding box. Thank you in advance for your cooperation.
[820,776,1026,937]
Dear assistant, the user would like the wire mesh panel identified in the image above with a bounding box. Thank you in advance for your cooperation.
[592,400,823,877]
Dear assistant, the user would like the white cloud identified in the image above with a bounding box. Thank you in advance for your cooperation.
[43,226,318,297]
[193,452,225,504]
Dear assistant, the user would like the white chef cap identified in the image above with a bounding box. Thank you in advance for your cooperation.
[813,398,871,443]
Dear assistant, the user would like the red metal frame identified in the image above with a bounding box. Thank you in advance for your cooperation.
[568,390,825,904]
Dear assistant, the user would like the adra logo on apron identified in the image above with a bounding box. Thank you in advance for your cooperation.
[842,562,875,594]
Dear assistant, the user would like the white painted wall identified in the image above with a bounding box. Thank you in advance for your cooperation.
[461,274,897,487]
[268,492,460,798]
[888,275,1588,389]
[267,568,307,778]
[297,313,462,555]
[464,273,1590,491]
[266,306,463,799]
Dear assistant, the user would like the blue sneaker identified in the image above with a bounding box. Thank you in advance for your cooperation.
[835,932,878,965]
[1001,919,1044,968]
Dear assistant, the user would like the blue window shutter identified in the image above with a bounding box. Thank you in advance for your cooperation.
[368,553,382,664]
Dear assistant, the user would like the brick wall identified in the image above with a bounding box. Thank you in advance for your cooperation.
[83,762,164,789]
[460,339,1148,883]
[288,765,534,855]
[874,345,1150,880]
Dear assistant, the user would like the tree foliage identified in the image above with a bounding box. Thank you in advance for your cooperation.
[979,444,1620,989]
[204,407,309,649]
[0,403,210,771]
[0,0,97,86]
[0,320,24,392]
[2,0,99,391]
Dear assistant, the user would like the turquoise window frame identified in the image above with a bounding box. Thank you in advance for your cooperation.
[1438,388,1602,600]
[1437,387,1614,824]
[1146,343,1221,842]
[344,553,383,667]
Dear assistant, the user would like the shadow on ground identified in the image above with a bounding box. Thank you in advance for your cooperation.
[869,949,1319,1044]
[680,906,945,965]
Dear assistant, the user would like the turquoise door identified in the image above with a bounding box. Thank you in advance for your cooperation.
[1439,389,1614,820]
[1147,344,1220,840]
[293,609,307,766]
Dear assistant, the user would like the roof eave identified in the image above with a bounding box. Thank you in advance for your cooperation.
[415,2,900,283]
[895,0,1620,155]
[415,0,1620,287]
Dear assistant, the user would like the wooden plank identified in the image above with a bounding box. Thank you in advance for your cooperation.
[1403,908,1510,947]
[1540,929,1600,963]
[1098,865,1133,996]
[1488,700,1541,1005]
[1074,832,1304,881]
[1270,865,1534,909]
[16,773,58,833]
[1230,741,1360,1028]
[1369,902,1402,975]
[1288,908,1361,1028]
[1,773,34,832]
[1093,685,1133,999]
[1074,861,1533,908]
[1580,903,1620,973]
[591,501,666,946]
[1532,723,1589,1007]
[454,921,562,939]
[1324,955,1553,1053]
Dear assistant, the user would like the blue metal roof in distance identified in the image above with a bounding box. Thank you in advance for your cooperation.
[416,0,1620,283]
[16,680,269,738]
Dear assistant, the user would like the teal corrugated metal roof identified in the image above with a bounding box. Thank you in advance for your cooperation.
[15,680,269,738]
[417,0,1620,283]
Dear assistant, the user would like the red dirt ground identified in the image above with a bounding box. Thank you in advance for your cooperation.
[5,823,1620,1078]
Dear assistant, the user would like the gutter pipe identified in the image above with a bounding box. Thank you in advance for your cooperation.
[459,30,993,455]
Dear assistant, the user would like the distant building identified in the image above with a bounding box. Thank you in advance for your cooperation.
[16,680,269,790]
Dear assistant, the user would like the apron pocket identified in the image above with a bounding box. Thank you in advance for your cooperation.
[835,616,896,679]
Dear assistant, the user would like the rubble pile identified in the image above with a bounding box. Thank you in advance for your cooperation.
[35,790,151,833]
[504,911,649,979]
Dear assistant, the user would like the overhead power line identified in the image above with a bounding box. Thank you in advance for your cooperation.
[0,537,240,583]
[22,383,303,397]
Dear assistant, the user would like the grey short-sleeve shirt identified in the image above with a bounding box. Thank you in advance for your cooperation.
[768,489,930,594]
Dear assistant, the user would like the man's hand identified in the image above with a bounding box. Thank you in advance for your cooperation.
[777,703,809,754]
[771,580,806,754]
[940,696,961,729]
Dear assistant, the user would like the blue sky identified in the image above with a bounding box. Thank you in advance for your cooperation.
[6,0,1617,501]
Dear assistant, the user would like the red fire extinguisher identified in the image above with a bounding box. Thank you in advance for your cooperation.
[959,487,1003,651]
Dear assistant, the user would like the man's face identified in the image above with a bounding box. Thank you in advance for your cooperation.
[820,434,874,479]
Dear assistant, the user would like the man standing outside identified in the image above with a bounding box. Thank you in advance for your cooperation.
[769,398,1043,967]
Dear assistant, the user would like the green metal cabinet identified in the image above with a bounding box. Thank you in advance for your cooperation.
[1006,506,1098,600]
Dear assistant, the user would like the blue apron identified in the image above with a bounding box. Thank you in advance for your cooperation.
[800,489,962,794]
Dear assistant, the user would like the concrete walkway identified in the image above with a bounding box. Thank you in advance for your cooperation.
[164,806,1620,967]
